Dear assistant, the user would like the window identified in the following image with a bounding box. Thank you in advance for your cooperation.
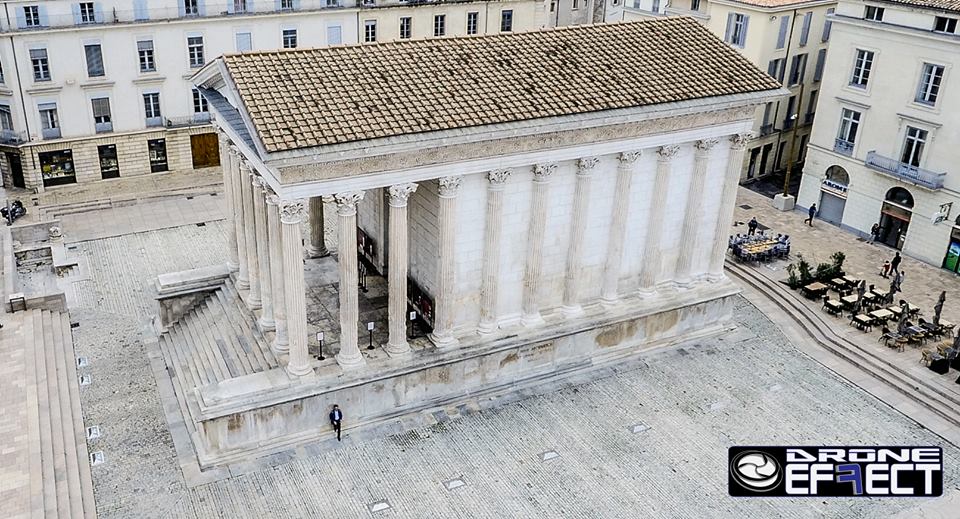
[822,8,834,41]
[233,0,248,13]
[236,32,252,52]
[467,12,478,35]
[91,97,112,133]
[134,0,149,20]
[0,105,13,132]
[934,16,958,34]
[98,144,119,179]
[187,36,205,68]
[434,14,445,37]
[143,92,162,126]
[39,103,59,139]
[328,24,342,45]
[850,49,874,88]
[364,20,376,42]
[30,49,50,82]
[500,10,513,32]
[39,150,75,186]
[148,139,168,172]
[651,0,660,12]
[901,126,928,167]
[916,63,945,105]
[551,0,556,12]
[837,108,861,148]
[783,95,797,128]
[280,0,295,10]
[767,58,785,82]
[282,28,297,48]
[399,17,411,39]
[864,5,884,21]
[192,88,208,113]
[805,90,817,124]
[138,40,155,72]
[183,0,199,16]
[725,13,748,48]
[776,15,789,50]
[573,0,579,8]
[23,6,41,27]
[78,2,96,23]
[690,0,700,10]
[84,44,104,77]
[0,60,3,84]
[799,12,812,46]
[788,53,807,86]
[326,0,339,6]
[813,48,826,82]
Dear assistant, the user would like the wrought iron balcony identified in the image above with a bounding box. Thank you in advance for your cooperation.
[165,113,213,128]
[759,124,774,136]
[865,151,946,190]
[834,138,854,156]
[0,129,27,144]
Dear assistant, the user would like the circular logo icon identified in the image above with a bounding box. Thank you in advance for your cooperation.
[730,450,782,492]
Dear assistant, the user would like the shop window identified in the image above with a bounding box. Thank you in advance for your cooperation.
[148,138,168,172]
[98,144,119,179]
[39,149,76,187]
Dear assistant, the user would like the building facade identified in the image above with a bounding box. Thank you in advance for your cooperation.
[798,0,960,269]
[0,0,537,192]
[627,0,836,184]
[546,0,623,26]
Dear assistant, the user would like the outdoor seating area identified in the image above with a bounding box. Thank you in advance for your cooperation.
[729,233,789,263]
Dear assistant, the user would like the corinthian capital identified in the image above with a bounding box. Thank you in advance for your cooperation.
[488,169,511,185]
[437,176,463,197]
[657,145,680,161]
[618,150,642,164]
[279,200,306,224]
[388,183,418,206]
[334,191,365,216]
[533,163,556,181]
[577,156,600,173]
[265,193,281,206]
[730,132,754,150]
[251,175,269,190]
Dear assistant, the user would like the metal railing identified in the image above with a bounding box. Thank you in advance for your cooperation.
[759,124,774,136]
[804,112,815,125]
[41,127,61,140]
[0,129,27,145]
[165,113,213,127]
[865,151,945,190]
[834,138,854,156]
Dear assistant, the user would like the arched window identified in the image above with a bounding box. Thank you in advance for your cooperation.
[824,165,850,186]
[885,187,914,208]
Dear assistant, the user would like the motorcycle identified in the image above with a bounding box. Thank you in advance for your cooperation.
[2,200,26,225]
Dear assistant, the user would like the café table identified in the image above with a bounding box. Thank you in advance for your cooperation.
[869,308,894,323]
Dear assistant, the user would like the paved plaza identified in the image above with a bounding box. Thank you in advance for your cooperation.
[50,192,960,518]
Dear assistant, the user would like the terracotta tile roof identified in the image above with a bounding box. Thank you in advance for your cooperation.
[221,17,780,153]
[880,0,960,13]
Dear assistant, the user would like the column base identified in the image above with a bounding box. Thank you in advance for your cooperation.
[384,341,411,357]
[271,338,289,356]
[476,319,497,335]
[599,296,619,309]
[637,287,657,298]
[236,278,250,290]
[246,297,262,311]
[704,273,726,283]
[520,313,544,328]
[258,316,276,332]
[227,261,240,273]
[285,362,314,378]
[429,332,460,349]
[336,351,367,369]
[306,246,330,259]
[559,305,583,318]
[674,277,695,290]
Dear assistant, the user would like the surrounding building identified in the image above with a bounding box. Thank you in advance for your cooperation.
[628,0,836,184]
[0,0,537,192]
[546,0,624,25]
[798,0,960,269]
[165,19,780,465]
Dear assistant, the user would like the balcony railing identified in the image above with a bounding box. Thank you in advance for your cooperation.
[834,138,854,156]
[165,113,213,128]
[41,127,61,140]
[0,129,27,144]
[865,151,946,190]
[759,124,775,136]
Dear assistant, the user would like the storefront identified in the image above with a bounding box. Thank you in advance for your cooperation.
[98,144,120,179]
[878,187,914,250]
[39,149,76,187]
[942,226,960,274]
[148,138,168,173]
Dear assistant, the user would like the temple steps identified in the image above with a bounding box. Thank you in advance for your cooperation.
[25,309,97,519]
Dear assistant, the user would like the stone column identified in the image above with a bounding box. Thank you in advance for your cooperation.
[385,183,417,356]
[521,163,555,327]
[266,193,288,354]
[601,151,641,306]
[240,160,261,308]
[218,134,240,272]
[334,191,367,369]
[306,196,329,258]
[638,145,679,295]
[477,169,511,334]
[280,201,312,377]
[561,157,598,317]
[252,177,275,330]
[675,139,720,287]
[429,176,462,348]
[230,146,250,289]
[708,133,752,280]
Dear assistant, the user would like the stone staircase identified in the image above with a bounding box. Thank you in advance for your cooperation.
[22,308,97,519]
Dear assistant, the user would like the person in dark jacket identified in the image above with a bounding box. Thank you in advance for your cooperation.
[891,251,902,274]
[747,217,758,235]
[330,404,343,441]
[804,204,817,226]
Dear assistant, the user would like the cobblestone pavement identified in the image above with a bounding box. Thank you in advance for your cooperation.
[65,220,960,518]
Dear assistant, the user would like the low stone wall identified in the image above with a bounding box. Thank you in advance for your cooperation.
[189,285,736,468]
[10,219,61,247]
[153,264,231,330]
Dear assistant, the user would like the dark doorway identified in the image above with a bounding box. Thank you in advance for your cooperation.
[759,143,772,175]
[98,144,120,179]
[7,152,24,188]
[190,133,220,169]
[747,147,760,179]
[148,139,168,173]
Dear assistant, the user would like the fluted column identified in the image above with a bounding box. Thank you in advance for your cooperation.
[429,176,462,348]
[477,169,511,334]
[708,133,752,280]
[306,196,329,258]
[521,163,555,327]
[385,183,417,356]
[218,134,240,272]
[561,157,598,317]
[252,177,275,330]
[639,145,679,295]
[230,146,250,289]
[601,151,641,306]
[280,201,312,377]
[334,191,366,369]
[240,160,261,308]
[266,193,288,354]
[676,139,720,287]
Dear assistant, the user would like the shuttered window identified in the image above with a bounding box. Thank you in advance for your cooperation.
[799,12,812,46]
[84,44,104,77]
[776,15,790,49]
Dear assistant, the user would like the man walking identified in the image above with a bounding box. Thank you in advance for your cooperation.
[891,251,902,275]
[804,204,817,226]
[895,269,906,292]
[329,404,343,441]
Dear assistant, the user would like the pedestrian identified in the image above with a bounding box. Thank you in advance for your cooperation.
[748,217,758,236]
[804,204,817,226]
[329,404,343,441]
[880,260,891,279]
[895,269,906,292]
[891,251,902,274]
[870,223,879,243]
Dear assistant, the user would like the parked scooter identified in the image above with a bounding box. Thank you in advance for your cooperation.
[2,199,26,225]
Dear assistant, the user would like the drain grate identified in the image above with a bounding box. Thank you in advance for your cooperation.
[366,500,391,513]
[86,425,101,440]
[196,222,207,227]
[79,374,91,386]
[739,204,752,209]
[186,196,194,200]
[628,423,650,434]
[70,322,80,328]
[443,477,466,491]
[76,357,89,368]
[539,450,560,462]
[90,451,104,466]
